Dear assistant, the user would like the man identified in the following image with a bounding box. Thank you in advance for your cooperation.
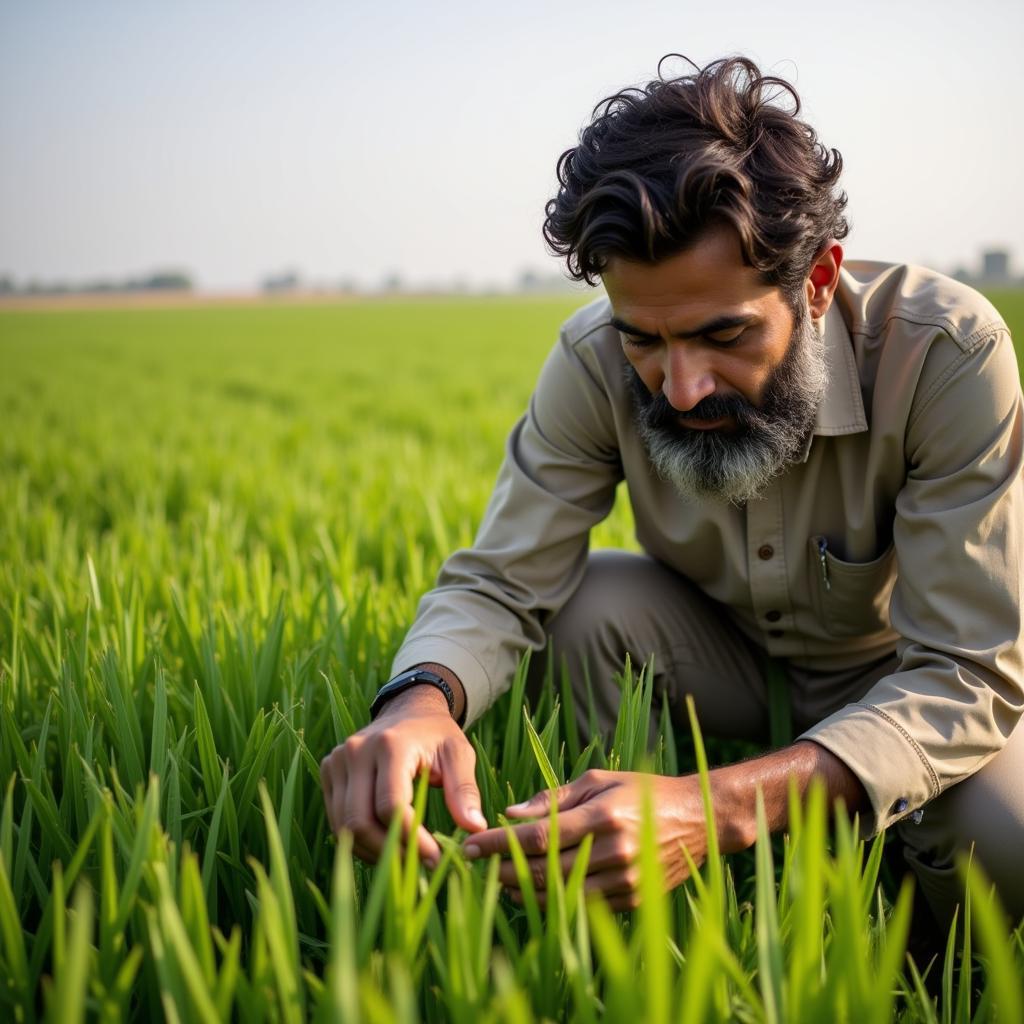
[319,55,1024,925]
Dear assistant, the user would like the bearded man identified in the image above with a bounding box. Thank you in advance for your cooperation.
[319,55,1024,928]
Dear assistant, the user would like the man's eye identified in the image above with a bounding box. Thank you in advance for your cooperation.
[622,334,657,349]
[707,330,745,347]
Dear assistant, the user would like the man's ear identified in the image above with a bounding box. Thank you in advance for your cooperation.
[805,242,844,319]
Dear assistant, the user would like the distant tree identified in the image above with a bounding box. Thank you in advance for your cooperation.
[143,271,193,291]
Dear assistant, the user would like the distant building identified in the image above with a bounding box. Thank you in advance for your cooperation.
[262,271,301,293]
[982,250,1010,283]
[950,249,1022,289]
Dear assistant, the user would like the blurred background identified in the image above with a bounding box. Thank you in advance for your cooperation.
[2,0,1022,300]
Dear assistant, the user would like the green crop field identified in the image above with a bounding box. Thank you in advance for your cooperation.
[2,290,1023,1022]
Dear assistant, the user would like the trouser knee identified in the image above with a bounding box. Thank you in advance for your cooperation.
[896,716,1024,930]
[524,549,768,744]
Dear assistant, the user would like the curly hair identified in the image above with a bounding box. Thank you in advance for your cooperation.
[543,55,849,300]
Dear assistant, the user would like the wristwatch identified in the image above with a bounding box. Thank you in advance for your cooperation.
[369,668,462,725]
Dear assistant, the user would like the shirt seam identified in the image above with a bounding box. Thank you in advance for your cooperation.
[569,316,615,347]
[851,313,1006,352]
[816,423,867,437]
[564,323,621,399]
[850,701,941,798]
[906,331,1000,432]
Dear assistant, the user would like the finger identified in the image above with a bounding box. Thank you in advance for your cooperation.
[320,754,334,806]
[605,891,643,913]
[498,857,543,889]
[398,802,444,869]
[496,843,597,888]
[465,802,604,860]
[578,832,639,872]
[505,887,559,910]
[506,883,641,912]
[345,764,389,860]
[582,866,640,898]
[512,887,548,909]
[374,750,441,866]
[500,864,640,898]
[326,756,348,834]
[438,737,487,833]
[504,776,591,818]
[350,837,376,864]
[373,741,414,830]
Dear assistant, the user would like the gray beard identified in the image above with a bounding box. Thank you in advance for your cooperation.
[627,308,826,505]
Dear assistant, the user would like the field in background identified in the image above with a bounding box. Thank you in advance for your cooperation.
[2,291,1023,1021]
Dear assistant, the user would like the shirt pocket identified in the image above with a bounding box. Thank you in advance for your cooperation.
[807,535,897,638]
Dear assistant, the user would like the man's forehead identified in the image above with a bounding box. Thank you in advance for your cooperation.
[604,274,774,334]
[600,228,780,321]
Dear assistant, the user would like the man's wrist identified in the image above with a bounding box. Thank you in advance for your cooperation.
[704,766,760,854]
[375,663,467,724]
[696,740,869,854]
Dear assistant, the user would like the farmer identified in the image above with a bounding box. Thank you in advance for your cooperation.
[319,55,1024,927]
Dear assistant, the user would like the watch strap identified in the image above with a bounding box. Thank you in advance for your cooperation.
[369,668,459,723]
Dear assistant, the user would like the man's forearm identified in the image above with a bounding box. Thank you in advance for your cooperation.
[707,740,870,853]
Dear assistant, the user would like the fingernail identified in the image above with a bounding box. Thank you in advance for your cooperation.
[506,802,528,813]
[463,844,481,860]
[468,809,488,830]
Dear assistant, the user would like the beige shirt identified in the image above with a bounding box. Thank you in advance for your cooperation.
[392,261,1024,835]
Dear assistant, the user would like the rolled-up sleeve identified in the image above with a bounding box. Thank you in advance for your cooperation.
[390,325,623,727]
[801,327,1024,835]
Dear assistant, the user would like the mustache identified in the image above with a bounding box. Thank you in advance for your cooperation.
[629,375,767,434]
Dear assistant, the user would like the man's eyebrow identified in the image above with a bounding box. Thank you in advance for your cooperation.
[609,314,756,340]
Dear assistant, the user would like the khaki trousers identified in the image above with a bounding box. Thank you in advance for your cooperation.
[525,549,1024,928]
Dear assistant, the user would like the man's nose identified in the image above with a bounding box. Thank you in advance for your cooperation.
[661,344,716,412]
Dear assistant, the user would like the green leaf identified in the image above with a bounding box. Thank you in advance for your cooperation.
[522,707,559,792]
[0,853,29,1009]
[962,856,1023,1024]
[46,883,93,1024]
[755,789,784,1024]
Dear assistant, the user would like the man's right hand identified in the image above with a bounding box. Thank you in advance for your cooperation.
[319,681,487,868]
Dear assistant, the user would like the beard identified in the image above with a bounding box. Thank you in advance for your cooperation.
[627,307,826,505]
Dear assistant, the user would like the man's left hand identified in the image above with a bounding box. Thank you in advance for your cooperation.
[461,768,719,912]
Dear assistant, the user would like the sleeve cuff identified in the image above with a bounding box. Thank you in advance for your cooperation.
[390,635,496,729]
[797,701,940,837]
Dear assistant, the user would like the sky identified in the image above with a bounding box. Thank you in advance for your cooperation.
[2,0,1022,292]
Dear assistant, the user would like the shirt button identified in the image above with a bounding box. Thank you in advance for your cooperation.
[758,544,774,560]
[765,610,782,622]
[891,798,908,815]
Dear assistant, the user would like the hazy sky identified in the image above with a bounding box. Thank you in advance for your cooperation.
[2,0,1022,291]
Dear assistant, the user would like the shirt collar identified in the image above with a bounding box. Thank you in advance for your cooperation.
[813,295,868,438]
[796,295,867,462]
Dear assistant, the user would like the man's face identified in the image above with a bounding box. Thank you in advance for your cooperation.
[602,224,827,504]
